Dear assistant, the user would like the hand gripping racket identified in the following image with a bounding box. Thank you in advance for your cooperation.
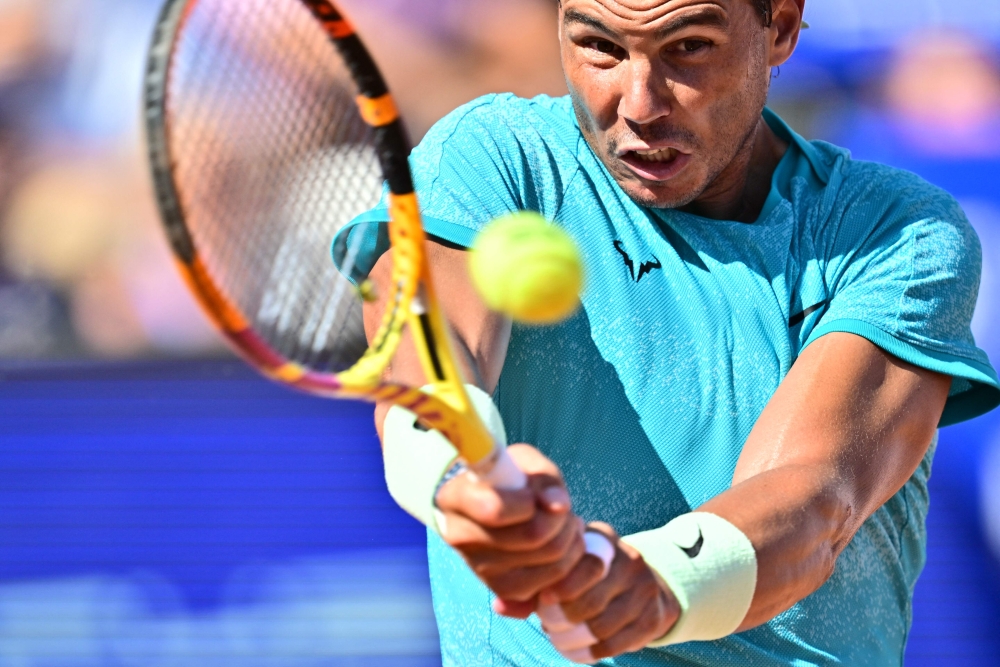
[144,0,611,656]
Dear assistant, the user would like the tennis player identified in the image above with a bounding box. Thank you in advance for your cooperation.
[334,0,1000,664]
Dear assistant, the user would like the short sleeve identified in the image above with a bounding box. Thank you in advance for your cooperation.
[806,163,1000,426]
[332,94,573,285]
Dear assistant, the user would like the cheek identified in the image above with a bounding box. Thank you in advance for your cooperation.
[564,63,620,130]
[686,58,768,149]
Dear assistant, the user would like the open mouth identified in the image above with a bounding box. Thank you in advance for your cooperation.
[620,147,691,181]
[632,147,682,163]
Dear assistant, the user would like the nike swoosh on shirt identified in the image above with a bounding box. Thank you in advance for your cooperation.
[679,529,704,559]
[789,300,828,328]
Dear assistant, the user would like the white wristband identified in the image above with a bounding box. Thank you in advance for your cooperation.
[382,384,506,532]
[621,512,757,647]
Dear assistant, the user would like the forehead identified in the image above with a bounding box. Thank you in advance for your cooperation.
[560,0,739,30]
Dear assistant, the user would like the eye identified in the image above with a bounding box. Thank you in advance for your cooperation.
[679,39,711,53]
[586,39,623,56]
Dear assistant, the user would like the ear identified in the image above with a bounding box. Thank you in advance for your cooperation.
[768,0,806,67]
[556,1,566,43]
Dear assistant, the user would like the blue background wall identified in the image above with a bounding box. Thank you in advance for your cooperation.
[2,360,998,665]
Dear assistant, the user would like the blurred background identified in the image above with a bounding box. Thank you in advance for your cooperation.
[0,0,998,664]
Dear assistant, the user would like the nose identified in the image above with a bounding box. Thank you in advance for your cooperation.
[618,57,672,126]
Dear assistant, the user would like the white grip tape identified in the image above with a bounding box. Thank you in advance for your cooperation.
[538,530,615,658]
[549,623,598,651]
[560,648,596,665]
[471,445,527,491]
[584,531,616,577]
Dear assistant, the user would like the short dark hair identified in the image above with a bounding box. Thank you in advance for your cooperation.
[751,0,774,26]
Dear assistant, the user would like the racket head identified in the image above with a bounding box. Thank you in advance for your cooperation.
[145,0,497,464]
[145,0,410,389]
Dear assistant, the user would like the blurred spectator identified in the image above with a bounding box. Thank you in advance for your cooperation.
[0,0,44,85]
[0,0,565,359]
[0,0,219,357]
[801,0,1000,63]
[822,31,1000,354]
[822,31,1000,194]
[343,0,565,138]
[883,32,1000,157]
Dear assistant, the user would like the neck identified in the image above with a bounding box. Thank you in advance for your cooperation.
[680,118,788,223]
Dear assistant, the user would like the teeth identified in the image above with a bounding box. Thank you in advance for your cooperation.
[633,148,679,162]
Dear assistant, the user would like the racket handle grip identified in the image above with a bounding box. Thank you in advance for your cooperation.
[472,445,528,490]
[476,448,613,662]
[538,530,614,661]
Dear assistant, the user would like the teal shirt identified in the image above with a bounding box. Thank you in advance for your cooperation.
[334,95,999,666]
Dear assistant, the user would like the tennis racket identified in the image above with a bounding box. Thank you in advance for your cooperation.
[144,0,522,483]
[144,0,610,654]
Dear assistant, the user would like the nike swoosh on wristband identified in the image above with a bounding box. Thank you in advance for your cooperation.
[679,529,704,559]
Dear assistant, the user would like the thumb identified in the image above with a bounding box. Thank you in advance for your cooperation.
[537,484,572,514]
[505,444,572,514]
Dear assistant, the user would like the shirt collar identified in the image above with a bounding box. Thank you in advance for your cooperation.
[763,107,831,186]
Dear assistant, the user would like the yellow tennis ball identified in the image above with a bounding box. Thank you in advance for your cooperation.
[469,212,583,325]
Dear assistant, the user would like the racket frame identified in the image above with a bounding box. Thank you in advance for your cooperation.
[144,0,499,468]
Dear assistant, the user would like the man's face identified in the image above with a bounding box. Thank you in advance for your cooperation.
[559,0,773,209]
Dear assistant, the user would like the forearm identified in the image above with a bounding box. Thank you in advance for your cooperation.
[697,334,949,630]
[616,336,948,645]
[699,463,856,630]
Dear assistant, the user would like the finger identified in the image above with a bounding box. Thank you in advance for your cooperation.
[544,523,618,603]
[587,582,655,640]
[506,444,565,479]
[488,529,587,601]
[492,597,536,619]
[509,445,572,514]
[543,540,613,603]
[590,597,670,660]
[466,515,583,574]
[435,473,536,528]
[441,502,574,553]
[534,483,572,514]
[559,548,633,625]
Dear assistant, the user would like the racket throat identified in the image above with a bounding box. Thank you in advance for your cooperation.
[408,288,447,382]
[417,312,447,381]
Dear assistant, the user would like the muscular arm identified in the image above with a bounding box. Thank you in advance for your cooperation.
[545,332,951,659]
[702,332,951,630]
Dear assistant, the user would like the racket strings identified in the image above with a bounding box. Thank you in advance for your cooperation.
[166,0,383,372]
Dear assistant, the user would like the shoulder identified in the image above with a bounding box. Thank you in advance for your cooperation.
[838,159,966,223]
[820,157,980,263]
[413,94,580,164]
[431,93,577,132]
[402,95,579,226]
[409,95,583,220]
[817,159,983,341]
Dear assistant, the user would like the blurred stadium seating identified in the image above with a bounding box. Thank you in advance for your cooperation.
[0,1,998,664]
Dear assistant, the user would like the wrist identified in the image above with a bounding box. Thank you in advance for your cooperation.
[621,512,757,647]
[383,384,504,532]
